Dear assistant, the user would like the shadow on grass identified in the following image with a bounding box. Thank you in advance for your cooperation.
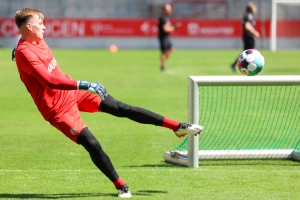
[125,160,300,168]
[125,163,186,168]
[136,190,168,196]
[0,193,113,199]
[198,159,300,166]
[0,190,168,199]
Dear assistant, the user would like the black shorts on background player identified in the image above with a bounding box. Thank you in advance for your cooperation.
[159,37,172,52]
[243,36,255,50]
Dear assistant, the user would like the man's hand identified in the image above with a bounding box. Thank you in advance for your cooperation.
[173,22,182,28]
[78,81,107,100]
[253,31,260,38]
[12,47,16,61]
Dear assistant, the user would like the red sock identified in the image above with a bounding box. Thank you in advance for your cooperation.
[162,117,180,131]
[113,178,126,188]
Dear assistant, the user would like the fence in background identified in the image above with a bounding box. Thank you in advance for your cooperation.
[0,0,282,19]
[0,0,299,49]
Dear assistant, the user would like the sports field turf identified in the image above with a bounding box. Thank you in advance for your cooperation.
[1,48,300,199]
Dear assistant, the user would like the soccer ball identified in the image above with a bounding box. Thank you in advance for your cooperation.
[237,49,264,76]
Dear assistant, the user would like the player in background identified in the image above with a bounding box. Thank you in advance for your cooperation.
[13,8,203,198]
[230,1,260,72]
[158,4,181,71]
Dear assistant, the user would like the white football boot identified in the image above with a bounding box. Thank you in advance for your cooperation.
[117,184,132,198]
[174,123,204,138]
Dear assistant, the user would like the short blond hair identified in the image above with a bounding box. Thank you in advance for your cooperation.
[15,8,44,28]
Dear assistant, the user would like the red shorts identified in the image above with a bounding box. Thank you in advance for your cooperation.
[50,90,101,143]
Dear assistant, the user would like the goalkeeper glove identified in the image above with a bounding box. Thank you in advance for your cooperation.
[78,81,107,100]
[12,47,16,61]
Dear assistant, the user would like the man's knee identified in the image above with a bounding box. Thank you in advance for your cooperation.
[77,128,101,151]
[100,94,132,117]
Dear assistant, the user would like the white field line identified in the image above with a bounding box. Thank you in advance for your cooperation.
[0,169,300,173]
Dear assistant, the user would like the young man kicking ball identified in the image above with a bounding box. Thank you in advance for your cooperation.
[13,8,203,198]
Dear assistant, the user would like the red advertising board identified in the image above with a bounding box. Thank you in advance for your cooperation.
[0,18,299,38]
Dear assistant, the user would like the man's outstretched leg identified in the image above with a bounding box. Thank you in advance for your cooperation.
[99,94,203,138]
[77,128,132,198]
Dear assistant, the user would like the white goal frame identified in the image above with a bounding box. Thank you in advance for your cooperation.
[270,0,300,51]
[164,76,300,168]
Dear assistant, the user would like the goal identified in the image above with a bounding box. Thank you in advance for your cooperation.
[270,0,300,51]
[164,76,300,168]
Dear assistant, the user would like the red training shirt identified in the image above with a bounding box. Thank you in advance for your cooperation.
[15,39,78,121]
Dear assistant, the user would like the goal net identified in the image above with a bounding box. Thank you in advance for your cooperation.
[164,76,300,168]
[270,0,300,51]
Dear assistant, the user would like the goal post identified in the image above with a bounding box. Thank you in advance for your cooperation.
[270,0,300,51]
[164,76,300,168]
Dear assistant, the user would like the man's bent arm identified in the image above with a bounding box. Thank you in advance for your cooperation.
[32,66,77,90]
[32,66,107,99]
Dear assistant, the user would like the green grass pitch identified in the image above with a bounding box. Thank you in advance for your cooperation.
[1,48,300,200]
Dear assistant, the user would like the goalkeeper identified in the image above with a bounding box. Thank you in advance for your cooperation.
[13,8,203,198]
